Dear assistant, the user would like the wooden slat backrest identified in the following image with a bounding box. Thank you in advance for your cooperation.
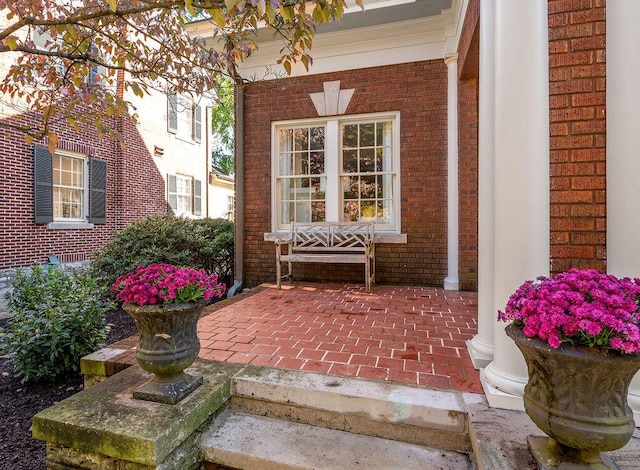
[291,222,374,252]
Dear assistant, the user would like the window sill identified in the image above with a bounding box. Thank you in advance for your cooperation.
[264,232,407,244]
[47,222,95,230]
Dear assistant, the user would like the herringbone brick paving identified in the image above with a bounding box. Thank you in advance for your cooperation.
[197,283,482,394]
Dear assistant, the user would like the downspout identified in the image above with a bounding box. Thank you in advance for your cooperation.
[227,79,244,297]
[205,104,211,218]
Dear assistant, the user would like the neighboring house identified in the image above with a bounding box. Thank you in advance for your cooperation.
[191,0,640,418]
[208,165,235,220]
[0,17,218,273]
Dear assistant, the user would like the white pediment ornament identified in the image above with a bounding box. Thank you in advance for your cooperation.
[309,81,355,116]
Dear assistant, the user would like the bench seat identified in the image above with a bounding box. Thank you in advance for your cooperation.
[275,222,375,292]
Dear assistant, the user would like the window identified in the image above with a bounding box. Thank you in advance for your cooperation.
[33,145,107,225]
[53,153,86,221]
[226,194,235,221]
[273,112,400,232]
[167,174,202,216]
[167,92,202,142]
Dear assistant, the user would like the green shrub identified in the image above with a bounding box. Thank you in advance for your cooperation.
[90,214,234,293]
[0,266,112,383]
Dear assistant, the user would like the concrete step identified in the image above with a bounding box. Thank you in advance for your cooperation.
[200,409,474,470]
[229,366,471,453]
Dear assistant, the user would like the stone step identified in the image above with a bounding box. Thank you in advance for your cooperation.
[229,366,471,453]
[200,409,473,470]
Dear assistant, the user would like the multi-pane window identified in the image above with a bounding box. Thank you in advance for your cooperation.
[175,175,193,214]
[167,92,202,143]
[226,194,235,221]
[273,112,399,232]
[342,121,394,225]
[167,174,202,217]
[53,153,86,221]
[277,126,326,225]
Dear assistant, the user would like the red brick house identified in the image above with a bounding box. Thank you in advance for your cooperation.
[0,82,213,274]
[193,0,640,417]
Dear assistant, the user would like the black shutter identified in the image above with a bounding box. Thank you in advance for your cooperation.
[194,178,202,216]
[167,174,177,214]
[89,158,107,224]
[194,104,202,143]
[167,91,178,133]
[33,145,53,224]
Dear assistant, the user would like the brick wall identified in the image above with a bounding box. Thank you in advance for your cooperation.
[242,61,449,288]
[0,109,167,269]
[456,0,480,291]
[548,0,606,273]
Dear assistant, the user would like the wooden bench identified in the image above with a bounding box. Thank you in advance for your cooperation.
[275,222,376,292]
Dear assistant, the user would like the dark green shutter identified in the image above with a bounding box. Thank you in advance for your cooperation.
[33,145,53,224]
[167,174,177,214]
[194,179,202,216]
[89,158,107,223]
[194,104,202,142]
[167,91,178,133]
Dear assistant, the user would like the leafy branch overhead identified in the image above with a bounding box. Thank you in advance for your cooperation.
[0,0,355,143]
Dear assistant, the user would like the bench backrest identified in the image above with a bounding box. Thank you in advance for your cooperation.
[291,222,374,252]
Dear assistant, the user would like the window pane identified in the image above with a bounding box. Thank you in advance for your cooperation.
[343,124,357,148]
[360,148,375,173]
[294,128,308,151]
[343,149,358,173]
[361,200,376,220]
[295,201,310,222]
[361,175,376,199]
[343,201,359,222]
[310,127,324,150]
[360,123,375,147]
[310,152,324,174]
[311,202,325,222]
[343,176,359,199]
[310,177,325,200]
[294,153,308,175]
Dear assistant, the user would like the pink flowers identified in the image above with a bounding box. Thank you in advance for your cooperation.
[499,269,640,355]
[112,264,226,306]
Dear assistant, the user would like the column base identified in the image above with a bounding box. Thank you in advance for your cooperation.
[480,363,526,411]
[466,335,494,369]
[443,277,459,291]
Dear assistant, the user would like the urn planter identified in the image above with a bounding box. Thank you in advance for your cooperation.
[506,324,640,469]
[124,301,205,405]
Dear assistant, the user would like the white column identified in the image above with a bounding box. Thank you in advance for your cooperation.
[467,0,495,369]
[606,0,640,423]
[480,0,550,410]
[444,54,460,291]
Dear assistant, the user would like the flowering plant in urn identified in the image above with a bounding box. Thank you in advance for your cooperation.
[499,268,640,467]
[499,268,640,354]
[112,263,226,306]
[111,263,226,405]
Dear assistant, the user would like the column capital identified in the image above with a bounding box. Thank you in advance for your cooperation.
[444,54,458,66]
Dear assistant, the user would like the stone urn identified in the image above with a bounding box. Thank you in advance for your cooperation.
[124,301,205,405]
[506,324,640,469]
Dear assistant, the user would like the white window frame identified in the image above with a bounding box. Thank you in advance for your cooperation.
[52,150,88,223]
[175,174,193,215]
[271,111,401,233]
[167,92,201,143]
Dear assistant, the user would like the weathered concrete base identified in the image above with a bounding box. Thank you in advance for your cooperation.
[133,372,203,405]
[33,360,243,469]
[527,436,620,470]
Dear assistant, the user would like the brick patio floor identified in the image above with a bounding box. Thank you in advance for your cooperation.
[195,283,482,394]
